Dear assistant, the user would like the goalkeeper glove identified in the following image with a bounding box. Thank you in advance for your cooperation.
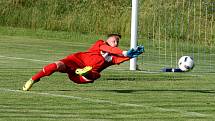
[123,45,144,58]
[133,45,144,55]
[125,48,135,58]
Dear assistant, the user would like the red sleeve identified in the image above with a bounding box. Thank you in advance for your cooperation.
[99,43,124,55]
[112,56,130,64]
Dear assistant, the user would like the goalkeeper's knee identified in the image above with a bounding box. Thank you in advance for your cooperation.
[85,71,101,80]
[69,75,95,84]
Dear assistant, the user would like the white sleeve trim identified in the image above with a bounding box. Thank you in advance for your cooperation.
[122,51,127,56]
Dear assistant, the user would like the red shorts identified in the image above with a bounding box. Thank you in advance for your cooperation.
[60,54,84,71]
[59,54,100,84]
[59,54,84,84]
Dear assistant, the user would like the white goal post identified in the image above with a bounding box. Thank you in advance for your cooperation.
[130,0,139,70]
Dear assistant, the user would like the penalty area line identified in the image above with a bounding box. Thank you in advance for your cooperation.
[0,88,211,118]
[0,55,52,63]
[0,55,204,76]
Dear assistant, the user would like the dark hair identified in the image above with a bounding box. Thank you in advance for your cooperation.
[107,33,121,39]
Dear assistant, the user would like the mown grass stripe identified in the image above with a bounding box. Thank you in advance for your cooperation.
[0,88,211,118]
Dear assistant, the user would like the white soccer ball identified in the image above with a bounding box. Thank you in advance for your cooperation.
[178,56,194,72]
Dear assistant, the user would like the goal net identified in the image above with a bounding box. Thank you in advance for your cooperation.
[136,0,215,73]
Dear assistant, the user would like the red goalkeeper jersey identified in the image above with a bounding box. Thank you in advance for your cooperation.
[61,40,130,72]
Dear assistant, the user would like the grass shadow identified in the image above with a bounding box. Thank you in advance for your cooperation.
[102,89,215,94]
[43,89,215,94]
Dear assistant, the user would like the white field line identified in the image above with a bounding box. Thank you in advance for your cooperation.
[0,55,206,76]
[0,55,125,71]
[0,55,52,63]
[0,54,209,75]
[0,105,77,118]
[0,88,211,118]
[0,55,210,117]
[0,55,158,72]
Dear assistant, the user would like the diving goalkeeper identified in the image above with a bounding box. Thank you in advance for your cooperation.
[23,33,144,91]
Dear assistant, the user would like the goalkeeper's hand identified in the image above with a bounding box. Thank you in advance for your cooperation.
[133,45,144,55]
[124,45,144,58]
[123,48,135,58]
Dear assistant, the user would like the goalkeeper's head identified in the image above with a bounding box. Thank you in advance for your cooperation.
[106,33,121,47]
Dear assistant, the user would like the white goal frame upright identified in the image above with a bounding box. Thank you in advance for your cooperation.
[130,0,139,70]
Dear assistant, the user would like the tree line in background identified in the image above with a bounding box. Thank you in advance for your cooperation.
[0,0,214,44]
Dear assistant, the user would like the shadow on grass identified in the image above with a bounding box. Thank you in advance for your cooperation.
[102,89,215,94]
[49,89,215,94]
[104,77,186,81]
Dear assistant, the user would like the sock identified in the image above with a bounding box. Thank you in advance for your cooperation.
[32,63,57,81]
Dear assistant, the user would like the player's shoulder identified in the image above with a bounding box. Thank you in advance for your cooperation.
[88,39,105,51]
[96,39,105,43]
[93,40,106,46]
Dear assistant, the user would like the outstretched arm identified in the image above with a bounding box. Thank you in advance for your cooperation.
[99,44,124,55]
[112,56,130,64]
[100,42,145,58]
[111,45,145,64]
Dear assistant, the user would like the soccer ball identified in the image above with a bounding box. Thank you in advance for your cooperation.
[178,56,194,72]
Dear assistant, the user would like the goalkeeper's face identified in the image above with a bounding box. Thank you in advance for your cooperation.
[106,36,120,47]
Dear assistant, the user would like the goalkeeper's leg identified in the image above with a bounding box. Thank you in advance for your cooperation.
[23,61,65,91]
[75,66,92,76]
[69,71,101,84]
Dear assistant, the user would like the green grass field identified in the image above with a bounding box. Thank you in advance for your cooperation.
[0,27,215,121]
